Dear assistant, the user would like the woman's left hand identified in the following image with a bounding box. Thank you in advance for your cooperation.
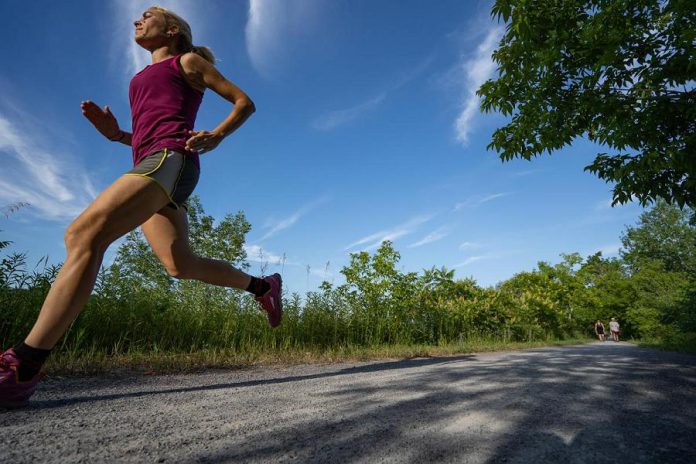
[185,130,224,154]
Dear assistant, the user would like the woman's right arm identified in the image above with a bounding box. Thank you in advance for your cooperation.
[80,100,132,146]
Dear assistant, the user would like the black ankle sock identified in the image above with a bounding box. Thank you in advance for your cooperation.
[13,342,51,381]
[246,276,270,297]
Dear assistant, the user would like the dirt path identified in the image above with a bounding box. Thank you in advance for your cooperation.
[2,342,695,463]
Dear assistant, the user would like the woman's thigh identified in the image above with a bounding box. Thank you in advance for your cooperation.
[68,174,171,249]
[139,204,195,274]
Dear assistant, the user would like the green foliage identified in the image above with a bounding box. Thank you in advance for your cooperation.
[480,0,696,207]
[573,252,633,332]
[620,200,696,274]
[617,201,695,336]
[1,198,695,357]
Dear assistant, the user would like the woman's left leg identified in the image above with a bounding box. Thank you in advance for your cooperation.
[24,175,172,350]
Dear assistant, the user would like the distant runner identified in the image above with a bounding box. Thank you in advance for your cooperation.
[609,318,620,342]
[1,6,282,409]
[594,320,605,341]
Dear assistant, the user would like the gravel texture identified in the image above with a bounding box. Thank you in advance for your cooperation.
[2,342,695,463]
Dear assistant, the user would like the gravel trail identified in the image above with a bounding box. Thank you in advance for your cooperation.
[2,342,695,463]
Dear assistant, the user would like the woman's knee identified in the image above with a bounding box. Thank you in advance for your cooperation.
[64,215,110,254]
[164,255,199,280]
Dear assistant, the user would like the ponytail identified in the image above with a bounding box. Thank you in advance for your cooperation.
[152,5,216,64]
[190,45,216,64]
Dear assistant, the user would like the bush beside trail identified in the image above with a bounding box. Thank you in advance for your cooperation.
[1,197,694,368]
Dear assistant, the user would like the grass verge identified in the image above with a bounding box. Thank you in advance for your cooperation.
[637,332,696,355]
[44,338,590,377]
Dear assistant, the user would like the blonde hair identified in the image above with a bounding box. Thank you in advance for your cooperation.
[151,6,216,64]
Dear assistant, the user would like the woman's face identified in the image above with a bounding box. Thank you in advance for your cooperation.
[133,9,176,49]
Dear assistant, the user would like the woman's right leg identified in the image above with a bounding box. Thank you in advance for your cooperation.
[139,205,283,327]
[140,205,252,288]
[23,174,171,350]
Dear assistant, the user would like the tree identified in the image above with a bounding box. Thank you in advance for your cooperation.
[478,0,696,207]
[625,259,691,337]
[575,252,634,335]
[620,200,696,274]
[619,200,695,336]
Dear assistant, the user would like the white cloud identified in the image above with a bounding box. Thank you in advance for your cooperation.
[244,244,287,264]
[595,199,614,211]
[509,169,540,178]
[258,195,330,241]
[345,214,434,251]
[312,54,434,130]
[454,256,486,267]
[0,114,97,221]
[454,192,509,211]
[454,248,522,268]
[246,0,324,79]
[408,227,449,248]
[597,244,621,256]
[309,265,334,280]
[311,94,386,131]
[454,25,503,145]
[392,54,435,91]
[459,241,482,251]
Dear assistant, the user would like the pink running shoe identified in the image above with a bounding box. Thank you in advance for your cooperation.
[255,273,283,327]
[0,348,44,409]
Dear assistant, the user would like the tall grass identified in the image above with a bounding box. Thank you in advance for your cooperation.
[1,249,579,370]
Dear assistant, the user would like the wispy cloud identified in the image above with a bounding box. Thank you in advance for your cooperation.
[459,241,482,251]
[454,192,509,211]
[509,169,540,178]
[244,244,288,264]
[309,264,334,280]
[454,256,486,267]
[0,112,97,221]
[597,244,621,256]
[454,247,521,268]
[595,199,614,211]
[345,214,434,251]
[312,54,434,130]
[454,25,503,145]
[408,227,449,248]
[257,196,330,242]
[246,0,324,79]
[311,93,386,131]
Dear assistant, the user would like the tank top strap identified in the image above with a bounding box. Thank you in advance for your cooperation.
[170,53,184,71]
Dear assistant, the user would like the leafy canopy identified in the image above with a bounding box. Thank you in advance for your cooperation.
[478,0,696,207]
[620,199,696,273]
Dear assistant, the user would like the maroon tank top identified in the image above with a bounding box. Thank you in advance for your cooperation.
[129,54,203,170]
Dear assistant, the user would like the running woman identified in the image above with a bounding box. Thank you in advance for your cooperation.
[0,6,282,409]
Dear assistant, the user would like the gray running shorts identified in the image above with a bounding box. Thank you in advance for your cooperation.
[125,148,199,211]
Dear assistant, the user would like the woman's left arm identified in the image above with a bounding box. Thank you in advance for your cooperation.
[181,53,256,154]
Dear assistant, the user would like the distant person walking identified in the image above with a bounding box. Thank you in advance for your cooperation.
[594,320,605,341]
[609,318,620,342]
[1,6,282,409]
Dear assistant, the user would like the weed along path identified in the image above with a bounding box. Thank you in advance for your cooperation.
[2,343,696,463]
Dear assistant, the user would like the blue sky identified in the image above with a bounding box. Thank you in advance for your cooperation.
[0,0,644,295]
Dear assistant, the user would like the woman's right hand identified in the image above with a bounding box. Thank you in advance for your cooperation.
[81,100,120,140]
